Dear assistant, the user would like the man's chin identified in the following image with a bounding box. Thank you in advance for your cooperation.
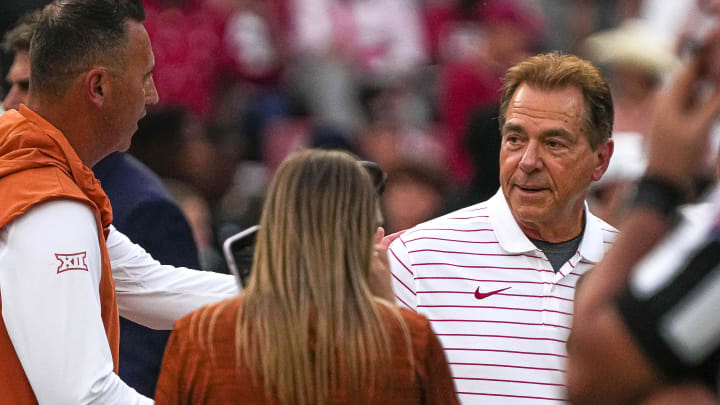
[117,139,132,153]
[508,200,551,225]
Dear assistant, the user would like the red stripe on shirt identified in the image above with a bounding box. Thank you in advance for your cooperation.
[420,304,572,316]
[406,227,494,235]
[415,276,576,289]
[404,236,500,245]
[436,333,567,344]
[413,262,553,273]
[449,362,566,372]
[389,247,414,276]
[446,215,490,220]
[395,294,413,310]
[430,319,571,330]
[456,391,567,401]
[463,207,488,212]
[417,291,574,302]
[453,376,565,387]
[444,347,568,358]
[392,273,416,296]
[409,249,529,258]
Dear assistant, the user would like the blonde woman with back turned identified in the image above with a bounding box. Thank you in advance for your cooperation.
[155,149,459,404]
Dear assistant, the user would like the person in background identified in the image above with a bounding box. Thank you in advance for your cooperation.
[1,10,202,397]
[155,149,459,405]
[0,1,237,403]
[382,162,448,234]
[1,9,37,112]
[388,52,615,404]
[567,31,720,405]
[94,152,202,396]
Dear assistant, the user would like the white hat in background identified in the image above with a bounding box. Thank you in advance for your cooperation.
[582,19,678,78]
[594,131,647,189]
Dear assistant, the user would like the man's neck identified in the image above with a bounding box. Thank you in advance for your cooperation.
[518,210,586,243]
[25,94,100,167]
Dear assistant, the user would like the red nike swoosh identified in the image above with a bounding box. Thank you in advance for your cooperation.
[474,286,511,300]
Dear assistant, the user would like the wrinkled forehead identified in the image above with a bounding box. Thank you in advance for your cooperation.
[505,84,586,124]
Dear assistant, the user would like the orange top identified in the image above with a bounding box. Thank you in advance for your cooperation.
[0,106,117,404]
[155,296,460,405]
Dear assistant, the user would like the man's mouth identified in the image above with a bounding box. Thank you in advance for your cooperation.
[516,185,547,193]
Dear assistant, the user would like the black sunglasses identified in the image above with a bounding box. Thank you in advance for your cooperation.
[360,161,387,196]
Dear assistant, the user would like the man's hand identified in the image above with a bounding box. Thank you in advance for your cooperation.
[647,31,720,186]
[368,227,398,301]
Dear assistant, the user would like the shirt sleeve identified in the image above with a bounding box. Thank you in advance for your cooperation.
[387,236,417,311]
[0,200,152,404]
[107,226,238,330]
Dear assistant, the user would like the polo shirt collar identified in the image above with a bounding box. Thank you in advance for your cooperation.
[577,205,606,263]
[487,188,607,262]
[487,189,537,254]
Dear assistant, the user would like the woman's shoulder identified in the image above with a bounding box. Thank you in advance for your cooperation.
[173,295,243,339]
[376,301,434,344]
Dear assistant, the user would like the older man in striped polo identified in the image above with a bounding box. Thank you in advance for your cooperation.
[388,52,615,404]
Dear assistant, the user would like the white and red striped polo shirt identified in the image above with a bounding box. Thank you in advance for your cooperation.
[388,190,618,404]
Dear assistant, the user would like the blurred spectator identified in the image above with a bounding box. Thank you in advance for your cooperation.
[130,107,244,273]
[588,132,647,227]
[580,18,676,226]
[164,179,225,272]
[0,0,49,88]
[129,107,189,180]
[640,0,695,45]
[443,103,502,212]
[357,83,447,174]
[143,0,247,117]
[1,10,39,112]
[221,0,285,82]
[537,0,620,53]
[286,0,428,137]
[435,0,545,182]
[130,107,242,206]
[382,162,448,233]
[582,19,676,136]
[93,152,201,396]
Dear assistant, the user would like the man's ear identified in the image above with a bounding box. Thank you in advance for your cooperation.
[86,67,109,107]
[592,138,614,182]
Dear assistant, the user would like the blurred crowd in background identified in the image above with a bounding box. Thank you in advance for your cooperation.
[0,0,712,273]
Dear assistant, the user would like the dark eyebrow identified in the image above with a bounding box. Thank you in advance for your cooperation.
[502,123,525,134]
[542,128,574,139]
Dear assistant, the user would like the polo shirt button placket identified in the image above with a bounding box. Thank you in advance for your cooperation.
[534,249,553,325]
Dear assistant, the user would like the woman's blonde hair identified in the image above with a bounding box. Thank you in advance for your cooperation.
[232,148,407,404]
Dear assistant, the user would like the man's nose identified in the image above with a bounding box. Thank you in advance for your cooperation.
[518,141,543,173]
[145,77,159,106]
